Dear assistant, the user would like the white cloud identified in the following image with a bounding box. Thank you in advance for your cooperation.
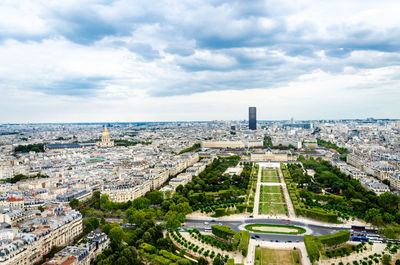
[0,0,399,122]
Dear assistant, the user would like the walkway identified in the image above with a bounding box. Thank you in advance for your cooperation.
[253,164,263,217]
[278,166,296,219]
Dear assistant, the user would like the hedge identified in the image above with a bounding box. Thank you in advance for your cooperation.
[227,258,235,265]
[140,243,157,253]
[232,232,241,250]
[152,255,171,264]
[317,231,350,247]
[211,225,236,240]
[215,208,226,217]
[304,235,320,263]
[159,250,181,262]
[299,208,338,223]
[237,231,250,257]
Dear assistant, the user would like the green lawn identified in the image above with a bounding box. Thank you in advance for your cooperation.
[259,185,288,215]
[261,169,280,183]
[259,203,287,215]
[255,247,302,265]
[245,224,306,234]
[260,185,281,193]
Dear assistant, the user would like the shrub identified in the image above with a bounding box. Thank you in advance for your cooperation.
[317,231,350,247]
[304,235,320,263]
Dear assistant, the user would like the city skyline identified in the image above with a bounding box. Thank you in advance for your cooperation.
[1,0,399,123]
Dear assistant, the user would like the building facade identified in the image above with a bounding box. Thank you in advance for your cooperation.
[249,107,256,130]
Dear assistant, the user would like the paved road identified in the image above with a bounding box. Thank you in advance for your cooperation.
[184,218,348,242]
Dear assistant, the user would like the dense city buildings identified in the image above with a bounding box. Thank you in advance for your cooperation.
[1,119,400,264]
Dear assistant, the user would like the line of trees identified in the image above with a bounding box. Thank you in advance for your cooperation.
[179,143,201,154]
[317,138,349,155]
[14,143,45,153]
[1,173,49,184]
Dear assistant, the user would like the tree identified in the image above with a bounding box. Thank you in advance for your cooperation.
[382,228,397,239]
[69,198,79,209]
[383,212,395,223]
[115,256,129,265]
[142,231,153,243]
[213,255,224,265]
[100,194,111,210]
[102,223,120,235]
[395,259,400,265]
[176,185,184,194]
[38,206,44,212]
[109,226,124,244]
[365,208,382,227]
[383,179,390,187]
[132,197,151,210]
[165,190,172,199]
[148,190,164,205]
[164,211,185,228]
[84,217,100,232]
[198,257,208,265]
[121,246,141,265]
[127,209,147,226]
[382,254,391,265]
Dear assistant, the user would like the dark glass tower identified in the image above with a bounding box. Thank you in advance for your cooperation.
[249,107,256,130]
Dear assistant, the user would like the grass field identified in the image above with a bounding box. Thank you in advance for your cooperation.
[261,169,280,183]
[245,224,306,234]
[258,185,288,215]
[255,247,302,265]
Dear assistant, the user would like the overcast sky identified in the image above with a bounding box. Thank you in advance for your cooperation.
[1,0,399,123]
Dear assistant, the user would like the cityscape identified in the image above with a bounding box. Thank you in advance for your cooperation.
[1,110,400,265]
[1,1,400,265]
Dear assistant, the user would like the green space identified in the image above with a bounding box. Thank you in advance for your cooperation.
[259,203,287,215]
[281,163,339,223]
[245,163,259,213]
[255,246,302,265]
[179,143,201,154]
[258,185,288,215]
[114,139,152,146]
[317,138,349,155]
[186,158,253,217]
[284,156,400,237]
[14,143,45,153]
[245,224,306,235]
[261,185,281,193]
[261,168,280,183]
[65,156,251,265]
[1,173,49,184]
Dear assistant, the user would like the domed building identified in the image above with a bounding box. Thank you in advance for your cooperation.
[98,126,114,147]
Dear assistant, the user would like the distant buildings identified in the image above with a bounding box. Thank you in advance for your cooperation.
[250,148,296,162]
[249,107,256,130]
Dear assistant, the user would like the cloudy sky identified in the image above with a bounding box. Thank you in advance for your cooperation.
[1,0,399,123]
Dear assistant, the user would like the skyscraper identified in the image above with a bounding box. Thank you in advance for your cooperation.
[249,107,256,130]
